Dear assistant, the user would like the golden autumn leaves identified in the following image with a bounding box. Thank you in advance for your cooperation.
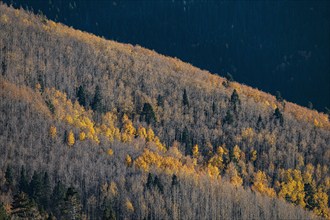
[45,88,166,150]
[44,87,330,218]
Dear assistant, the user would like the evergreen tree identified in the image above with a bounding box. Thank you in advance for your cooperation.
[181,127,192,155]
[141,103,157,125]
[157,94,164,107]
[52,181,66,218]
[146,173,153,189]
[171,174,178,187]
[1,60,6,76]
[92,85,103,112]
[273,108,284,125]
[256,115,263,130]
[212,101,216,113]
[276,91,283,102]
[223,110,234,125]
[5,165,13,190]
[102,200,116,220]
[61,187,82,220]
[29,171,43,205]
[154,176,164,193]
[11,192,42,219]
[41,172,51,210]
[230,89,240,112]
[183,89,189,107]
[19,166,29,193]
[76,85,87,107]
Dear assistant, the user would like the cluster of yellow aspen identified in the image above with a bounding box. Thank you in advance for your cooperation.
[45,88,329,218]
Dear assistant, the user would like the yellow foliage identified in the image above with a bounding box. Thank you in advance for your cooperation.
[125,154,132,167]
[110,181,118,197]
[122,114,129,122]
[102,112,117,127]
[192,144,199,159]
[134,156,149,171]
[313,189,330,218]
[278,169,306,207]
[250,149,257,162]
[121,115,136,142]
[226,163,243,187]
[79,131,86,141]
[107,148,114,156]
[208,155,224,171]
[216,146,224,156]
[231,174,243,187]
[121,133,130,143]
[0,14,9,23]
[232,145,241,161]
[135,149,186,174]
[65,115,74,124]
[146,128,155,142]
[49,125,57,139]
[22,18,32,25]
[241,127,255,143]
[67,130,75,147]
[252,171,276,197]
[137,126,147,139]
[125,198,134,213]
[153,136,166,152]
[35,83,41,92]
[303,163,315,184]
[207,164,219,178]
[314,118,322,128]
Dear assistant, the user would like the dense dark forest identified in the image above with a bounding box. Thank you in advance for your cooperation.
[0,3,329,219]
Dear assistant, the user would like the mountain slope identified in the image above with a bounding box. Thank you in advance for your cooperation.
[0,3,329,219]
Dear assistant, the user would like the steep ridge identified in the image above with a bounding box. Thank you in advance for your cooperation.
[0,3,329,219]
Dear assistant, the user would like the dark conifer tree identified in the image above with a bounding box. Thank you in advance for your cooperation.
[171,174,178,187]
[41,172,51,210]
[230,89,240,112]
[146,173,153,189]
[157,94,164,107]
[276,91,283,102]
[11,192,41,219]
[273,108,284,125]
[5,166,13,190]
[141,103,157,125]
[92,85,103,112]
[77,85,87,107]
[223,110,234,125]
[19,166,29,193]
[1,60,6,76]
[154,176,164,193]
[102,200,116,220]
[61,187,82,220]
[29,171,43,204]
[183,89,189,107]
[51,181,66,218]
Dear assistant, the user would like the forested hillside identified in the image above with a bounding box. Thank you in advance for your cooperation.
[0,3,329,219]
